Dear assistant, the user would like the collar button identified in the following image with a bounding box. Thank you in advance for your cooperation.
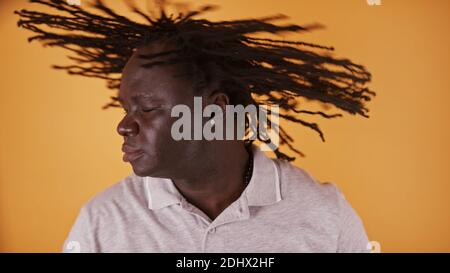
[208,228,216,233]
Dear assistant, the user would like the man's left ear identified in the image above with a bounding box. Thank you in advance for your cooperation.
[208,91,229,113]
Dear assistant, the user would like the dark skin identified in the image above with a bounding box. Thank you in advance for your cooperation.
[117,42,250,221]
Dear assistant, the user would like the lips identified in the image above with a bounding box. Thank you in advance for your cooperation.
[122,144,144,162]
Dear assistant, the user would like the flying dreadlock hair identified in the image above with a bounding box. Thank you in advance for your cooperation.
[15,0,375,161]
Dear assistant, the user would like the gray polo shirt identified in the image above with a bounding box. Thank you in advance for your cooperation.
[63,145,369,253]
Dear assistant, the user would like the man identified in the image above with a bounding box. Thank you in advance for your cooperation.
[16,0,374,252]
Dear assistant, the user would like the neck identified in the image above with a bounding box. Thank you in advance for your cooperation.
[171,142,251,220]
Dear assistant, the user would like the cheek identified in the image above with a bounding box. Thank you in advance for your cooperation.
[139,113,175,152]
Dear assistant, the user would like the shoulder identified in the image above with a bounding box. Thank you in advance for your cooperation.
[274,159,343,213]
[273,159,369,252]
[62,173,147,252]
[81,173,147,218]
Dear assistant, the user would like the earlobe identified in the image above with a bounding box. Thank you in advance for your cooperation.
[209,91,230,113]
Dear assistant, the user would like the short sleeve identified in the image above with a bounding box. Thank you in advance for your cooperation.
[62,206,97,253]
[335,188,370,253]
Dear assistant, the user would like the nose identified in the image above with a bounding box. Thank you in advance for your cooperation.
[117,115,139,137]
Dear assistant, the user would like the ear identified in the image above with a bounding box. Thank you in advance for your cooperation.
[207,91,229,113]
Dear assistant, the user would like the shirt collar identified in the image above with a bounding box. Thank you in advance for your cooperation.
[142,144,282,210]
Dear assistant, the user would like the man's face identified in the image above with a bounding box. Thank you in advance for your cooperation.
[117,44,204,178]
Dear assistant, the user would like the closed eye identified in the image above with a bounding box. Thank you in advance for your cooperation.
[142,108,156,113]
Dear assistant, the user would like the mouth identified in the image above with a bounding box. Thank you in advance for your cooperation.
[122,144,145,163]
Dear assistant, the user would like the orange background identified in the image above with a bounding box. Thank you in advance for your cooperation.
[1,0,449,252]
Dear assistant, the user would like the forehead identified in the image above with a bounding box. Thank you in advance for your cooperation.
[118,43,192,104]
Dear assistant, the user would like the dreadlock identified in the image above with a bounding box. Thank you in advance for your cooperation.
[15,0,375,161]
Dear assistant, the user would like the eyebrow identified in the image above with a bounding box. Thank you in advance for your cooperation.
[117,93,157,104]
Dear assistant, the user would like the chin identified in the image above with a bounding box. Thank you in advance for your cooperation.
[130,160,163,178]
[131,167,149,177]
[131,164,155,177]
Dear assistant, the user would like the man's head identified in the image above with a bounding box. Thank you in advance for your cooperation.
[117,40,233,177]
[16,0,375,162]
